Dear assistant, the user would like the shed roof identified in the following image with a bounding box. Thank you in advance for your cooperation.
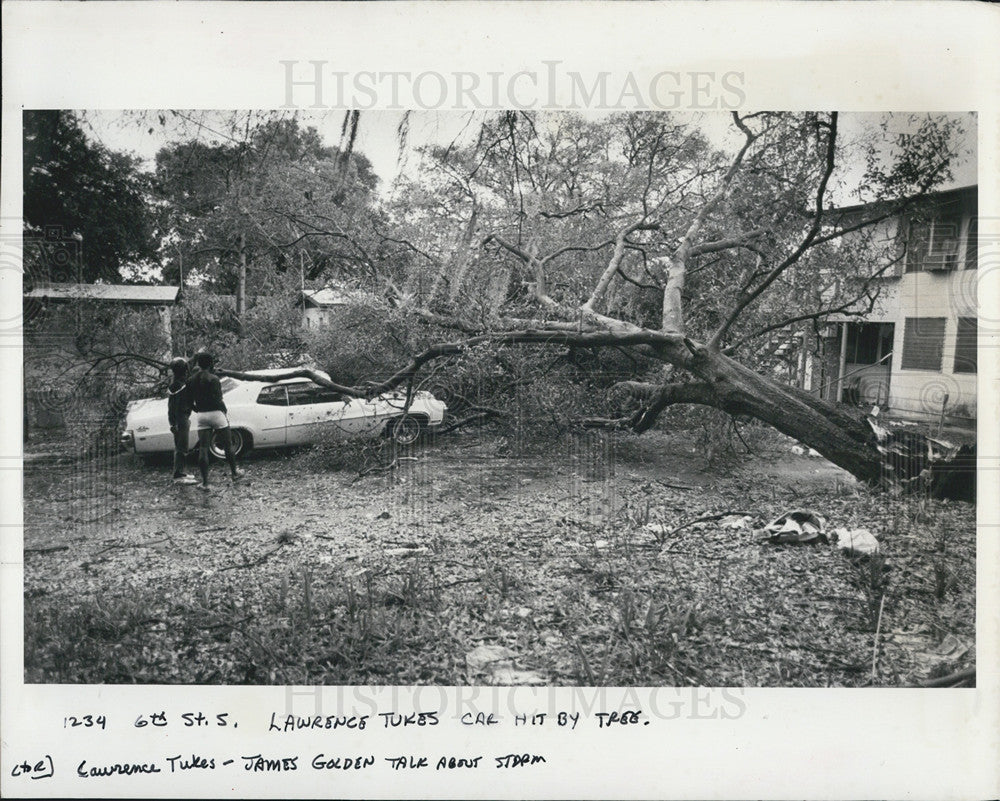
[25,283,180,305]
[301,287,352,308]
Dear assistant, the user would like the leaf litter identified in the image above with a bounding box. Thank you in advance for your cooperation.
[22,430,975,687]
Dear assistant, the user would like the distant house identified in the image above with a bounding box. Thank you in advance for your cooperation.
[799,185,977,427]
[299,286,353,329]
[24,282,179,351]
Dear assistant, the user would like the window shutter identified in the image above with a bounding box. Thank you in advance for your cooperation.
[900,317,946,371]
[953,317,977,374]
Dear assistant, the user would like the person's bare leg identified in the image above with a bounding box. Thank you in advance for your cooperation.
[216,427,240,478]
[197,428,212,487]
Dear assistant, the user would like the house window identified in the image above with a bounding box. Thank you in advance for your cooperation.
[900,317,946,371]
[844,322,892,365]
[953,316,977,374]
[906,211,963,273]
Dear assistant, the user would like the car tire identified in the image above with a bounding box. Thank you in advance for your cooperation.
[209,428,251,460]
[388,415,423,446]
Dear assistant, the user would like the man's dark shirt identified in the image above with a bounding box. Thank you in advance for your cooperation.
[186,369,228,414]
[167,378,193,428]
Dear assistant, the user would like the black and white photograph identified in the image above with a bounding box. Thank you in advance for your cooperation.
[21,108,978,687]
[3,2,998,799]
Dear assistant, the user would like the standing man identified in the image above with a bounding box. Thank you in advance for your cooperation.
[187,351,244,490]
[168,357,197,484]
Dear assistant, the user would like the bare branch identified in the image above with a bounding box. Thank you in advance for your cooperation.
[688,227,769,257]
[583,222,659,313]
[707,112,839,350]
[539,201,605,219]
[723,251,904,353]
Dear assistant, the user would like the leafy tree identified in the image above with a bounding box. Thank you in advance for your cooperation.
[154,114,382,325]
[230,110,968,490]
[23,110,157,283]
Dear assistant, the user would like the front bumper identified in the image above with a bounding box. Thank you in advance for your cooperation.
[120,430,135,452]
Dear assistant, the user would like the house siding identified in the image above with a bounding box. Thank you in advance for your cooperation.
[810,186,977,426]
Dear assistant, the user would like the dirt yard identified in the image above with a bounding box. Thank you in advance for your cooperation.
[22,429,975,687]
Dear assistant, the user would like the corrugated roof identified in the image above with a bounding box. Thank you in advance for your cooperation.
[301,287,352,307]
[24,283,180,304]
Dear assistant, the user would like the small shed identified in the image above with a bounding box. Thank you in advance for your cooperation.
[24,282,180,345]
[23,283,181,432]
[300,286,352,329]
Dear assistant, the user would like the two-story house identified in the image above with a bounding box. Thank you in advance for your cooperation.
[803,184,977,427]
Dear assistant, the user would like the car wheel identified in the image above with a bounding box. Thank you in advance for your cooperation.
[388,415,423,445]
[209,428,250,460]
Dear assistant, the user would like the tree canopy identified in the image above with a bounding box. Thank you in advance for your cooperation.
[153,115,382,299]
[23,110,158,284]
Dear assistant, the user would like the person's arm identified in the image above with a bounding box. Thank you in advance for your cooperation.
[210,375,227,415]
[180,382,193,416]
[167,385,177,428]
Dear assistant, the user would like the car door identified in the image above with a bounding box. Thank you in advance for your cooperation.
[285,383,350,444]
[252,384,288,447]
[350,395,396,436]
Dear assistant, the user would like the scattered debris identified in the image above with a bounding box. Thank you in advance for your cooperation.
[384,546,429,558]
[868,417,975,501]
[760,510,827,545]
[466,644,512,672]
[490,666,546,685]
[833,528,880,556]
[465,644,544,685]
[928,632,969,661]
[650,510,752,544]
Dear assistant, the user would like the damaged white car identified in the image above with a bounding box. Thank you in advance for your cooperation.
[121,372,447,458]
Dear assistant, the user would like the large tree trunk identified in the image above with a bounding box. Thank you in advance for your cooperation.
[660,347,883,484]
[236,231,247,330]
[218,323,961,496]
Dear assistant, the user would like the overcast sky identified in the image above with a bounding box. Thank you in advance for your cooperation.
[78,110,977,205]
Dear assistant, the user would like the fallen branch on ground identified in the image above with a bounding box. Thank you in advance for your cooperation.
[24,545,70,555]
[437,408,504,433]
[918,666,975,688]
[354,456,418,481]
[652,510,752,543]
[220,543,286,571]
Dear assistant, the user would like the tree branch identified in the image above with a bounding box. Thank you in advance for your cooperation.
[583,222,660,313]
[222,327,689,399]
[688,227,768,257]
[707,112,839,350]
[724,251,904,353]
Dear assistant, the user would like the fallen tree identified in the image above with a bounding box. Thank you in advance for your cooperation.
[91,111,974,498]
[214,112,973,496]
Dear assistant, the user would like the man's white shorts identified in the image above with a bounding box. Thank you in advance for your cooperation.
[195,410,229,430]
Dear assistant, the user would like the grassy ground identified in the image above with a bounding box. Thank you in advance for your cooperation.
[22,427,975,686]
